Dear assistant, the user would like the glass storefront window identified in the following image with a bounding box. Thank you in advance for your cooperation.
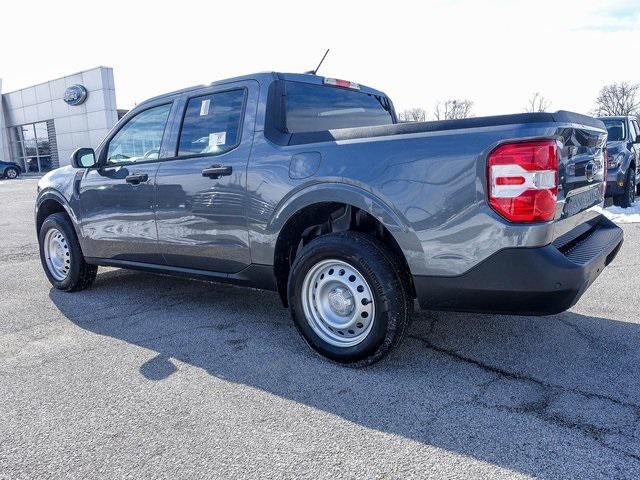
[9,121,53,173]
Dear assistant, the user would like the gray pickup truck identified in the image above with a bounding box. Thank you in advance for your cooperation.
[36,72,623,366]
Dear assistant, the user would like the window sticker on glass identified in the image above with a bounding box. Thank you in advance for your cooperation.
[178,90,244,157]
[209,132,226,146]
[200,99,210,116]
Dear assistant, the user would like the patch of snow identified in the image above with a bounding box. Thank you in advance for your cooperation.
[591,203,640,224]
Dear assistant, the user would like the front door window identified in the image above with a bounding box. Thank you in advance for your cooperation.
[105,104,171,165]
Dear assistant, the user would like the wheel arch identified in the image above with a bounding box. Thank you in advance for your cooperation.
[270,183,423,306]
[35,190,82,240]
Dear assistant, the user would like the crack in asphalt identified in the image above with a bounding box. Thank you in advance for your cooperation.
[409,326,640,464]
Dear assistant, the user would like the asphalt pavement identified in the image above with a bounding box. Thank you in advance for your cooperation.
[2,177,640,479]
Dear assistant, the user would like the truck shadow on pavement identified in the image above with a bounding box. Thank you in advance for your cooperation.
[50,268,640,478]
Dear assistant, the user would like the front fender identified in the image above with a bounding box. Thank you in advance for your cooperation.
[258,182,426,275]
[35,188,83,241]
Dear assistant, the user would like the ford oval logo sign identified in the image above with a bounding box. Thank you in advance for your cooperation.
[63,84,88,106]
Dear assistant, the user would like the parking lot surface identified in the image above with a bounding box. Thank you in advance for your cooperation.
[2,177,640,479]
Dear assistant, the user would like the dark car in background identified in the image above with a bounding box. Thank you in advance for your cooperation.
[0,160,22,179]
[598,116,640,208]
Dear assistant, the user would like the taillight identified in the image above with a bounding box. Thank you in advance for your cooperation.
[487,140,558,223]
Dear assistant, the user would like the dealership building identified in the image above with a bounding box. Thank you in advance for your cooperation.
[0,67,121,173]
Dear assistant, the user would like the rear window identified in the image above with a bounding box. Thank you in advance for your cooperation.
[284,81,394,133]
[602,119,626,142]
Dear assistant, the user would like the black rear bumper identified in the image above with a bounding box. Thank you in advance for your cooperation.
[414,216,623,316]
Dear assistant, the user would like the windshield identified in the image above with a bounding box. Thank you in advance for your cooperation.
[284,81,394,133]
[602,119,626,142]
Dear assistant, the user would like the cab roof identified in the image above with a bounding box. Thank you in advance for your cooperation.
[138,72,388,107]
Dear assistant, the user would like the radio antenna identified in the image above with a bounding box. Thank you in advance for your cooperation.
[305,49,330,75]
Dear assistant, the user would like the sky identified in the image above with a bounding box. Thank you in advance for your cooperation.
[1,0,639,117]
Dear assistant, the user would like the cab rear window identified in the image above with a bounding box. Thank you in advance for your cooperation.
[284,81,393,133]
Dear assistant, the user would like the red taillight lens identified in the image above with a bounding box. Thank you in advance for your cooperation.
[487,140,558,223]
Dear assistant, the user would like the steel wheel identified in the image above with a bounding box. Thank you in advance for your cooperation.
[301,259,376,348]
[6,168,18,179]
[629,170,636,205]
[43,228,71,281]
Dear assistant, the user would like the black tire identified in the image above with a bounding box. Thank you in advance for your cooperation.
[288,232,413,367]
[39,212,97,291]
[4,167,19,179]
[613,169,635,208]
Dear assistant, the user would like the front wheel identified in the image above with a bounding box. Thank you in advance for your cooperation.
[288,232,413,367]
[39,213,97,291]
[613,168,636,208]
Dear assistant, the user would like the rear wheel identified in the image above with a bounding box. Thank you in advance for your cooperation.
[39,213,97,291]
[288,232,413,367]
[4,167,19,179]
[613,168,635,208]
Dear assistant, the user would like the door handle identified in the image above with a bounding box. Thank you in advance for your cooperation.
[202,165,232,179]
[125,173,149,185]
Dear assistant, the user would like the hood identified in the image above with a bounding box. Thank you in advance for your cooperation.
[37,165,80,197]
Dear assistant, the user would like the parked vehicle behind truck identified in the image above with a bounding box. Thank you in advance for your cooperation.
[0,160,21,179]
[35,72,623,366]
[598,116,640,208]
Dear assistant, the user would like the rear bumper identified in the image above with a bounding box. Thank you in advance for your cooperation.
[414,215,623,315]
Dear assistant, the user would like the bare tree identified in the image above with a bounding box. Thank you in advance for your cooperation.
[398,107,427,122]
[433,99,474,120]
[594,82,640,116]
[525,92,551,112]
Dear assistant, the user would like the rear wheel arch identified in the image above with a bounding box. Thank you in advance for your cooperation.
[272,192,420,306]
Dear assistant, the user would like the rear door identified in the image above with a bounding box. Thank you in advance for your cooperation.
[155,80,258,273]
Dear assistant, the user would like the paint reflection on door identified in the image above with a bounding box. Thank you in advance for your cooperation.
[155,83,258,273]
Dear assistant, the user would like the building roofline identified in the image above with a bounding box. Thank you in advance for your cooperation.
[1,66,113,95]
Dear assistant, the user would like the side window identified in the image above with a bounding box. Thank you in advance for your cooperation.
[106,104,171,165]
[631,120,639,141]
[178,90,245,157]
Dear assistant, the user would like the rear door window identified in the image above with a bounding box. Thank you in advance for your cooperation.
[178,90,245,157]
[284,81,393,133]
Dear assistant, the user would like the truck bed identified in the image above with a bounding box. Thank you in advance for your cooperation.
[287,111,605,146]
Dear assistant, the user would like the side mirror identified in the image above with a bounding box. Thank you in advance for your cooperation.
[71,147,97,168]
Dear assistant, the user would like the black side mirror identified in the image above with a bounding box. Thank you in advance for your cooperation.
[71,148,97,168]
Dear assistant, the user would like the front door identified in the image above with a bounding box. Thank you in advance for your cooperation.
[155,83,257,273]
[79,102,173,263]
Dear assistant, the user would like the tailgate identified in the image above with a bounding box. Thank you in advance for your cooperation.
[555,113,608,220]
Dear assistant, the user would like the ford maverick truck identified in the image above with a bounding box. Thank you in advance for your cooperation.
[35,72,623,366]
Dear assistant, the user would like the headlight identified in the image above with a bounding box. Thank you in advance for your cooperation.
[608,153,623,169]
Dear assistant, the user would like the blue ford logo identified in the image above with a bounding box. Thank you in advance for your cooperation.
[63,84,88,106]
